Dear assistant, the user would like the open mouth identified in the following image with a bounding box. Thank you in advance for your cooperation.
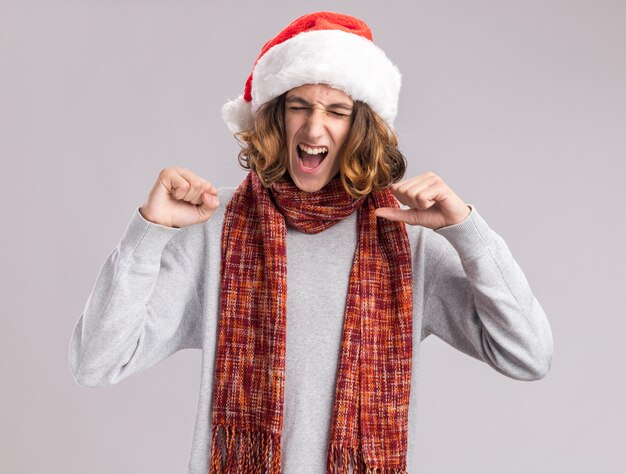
[297,143,328,169]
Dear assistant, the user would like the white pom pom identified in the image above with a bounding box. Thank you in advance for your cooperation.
[221,95,254,134]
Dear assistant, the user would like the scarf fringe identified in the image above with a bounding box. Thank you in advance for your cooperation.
[209,424,282,473]
[327,444,408,474]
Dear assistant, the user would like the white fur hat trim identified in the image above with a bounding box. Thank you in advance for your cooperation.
[222,29,401,134]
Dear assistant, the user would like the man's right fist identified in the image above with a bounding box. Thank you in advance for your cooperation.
[139,167,220,228]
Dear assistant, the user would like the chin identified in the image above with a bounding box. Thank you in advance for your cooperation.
[287,159,339,193]
[292,177,329,193]
[289,168,339,193]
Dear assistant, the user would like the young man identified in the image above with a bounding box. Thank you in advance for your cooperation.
[69,11,553,473]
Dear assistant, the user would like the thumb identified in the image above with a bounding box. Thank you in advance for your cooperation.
[374,207,417,225]
[198,192,220,216]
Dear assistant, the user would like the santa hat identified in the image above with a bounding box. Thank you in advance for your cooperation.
[222,11,402,134]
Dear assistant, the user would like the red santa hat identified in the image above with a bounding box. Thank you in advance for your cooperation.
[222,11,402,134]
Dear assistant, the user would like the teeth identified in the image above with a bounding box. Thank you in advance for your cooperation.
[298,144,328,155]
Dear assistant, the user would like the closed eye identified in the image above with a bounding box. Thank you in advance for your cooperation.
[287,106,350,118]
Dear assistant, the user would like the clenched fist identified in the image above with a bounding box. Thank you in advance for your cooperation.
[375,171,471,230]
[139,167,220,228]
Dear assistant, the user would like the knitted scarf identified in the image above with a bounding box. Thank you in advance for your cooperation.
[209,170,413,473]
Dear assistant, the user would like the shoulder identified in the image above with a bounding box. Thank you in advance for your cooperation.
[405,204,488,258]
[217,186,238,203]
[166,185,239,263]
[404,203,498,282]
[403,216,454,277]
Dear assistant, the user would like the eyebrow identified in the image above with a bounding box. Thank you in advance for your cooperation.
[286,95,353,111]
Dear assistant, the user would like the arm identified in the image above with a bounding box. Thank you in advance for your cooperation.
[421,205,554,381]
[68,207,203,387]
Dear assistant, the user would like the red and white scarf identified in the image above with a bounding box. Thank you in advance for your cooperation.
[210,170,413,473]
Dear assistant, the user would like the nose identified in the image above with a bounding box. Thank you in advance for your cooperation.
[303,106,326,139]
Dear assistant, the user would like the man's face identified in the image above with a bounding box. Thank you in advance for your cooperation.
[284,83,354,192]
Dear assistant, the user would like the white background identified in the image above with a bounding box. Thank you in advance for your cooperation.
[1,0,624,472]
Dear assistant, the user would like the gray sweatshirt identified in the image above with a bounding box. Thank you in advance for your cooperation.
[69,186,554,473]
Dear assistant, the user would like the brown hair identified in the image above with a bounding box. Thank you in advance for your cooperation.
[234,92,407,199]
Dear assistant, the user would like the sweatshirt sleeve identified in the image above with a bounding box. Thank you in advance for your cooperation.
[69,207,203,388]
[420,204,554,381]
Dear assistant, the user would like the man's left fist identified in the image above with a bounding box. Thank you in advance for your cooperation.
[375,172,472,230]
